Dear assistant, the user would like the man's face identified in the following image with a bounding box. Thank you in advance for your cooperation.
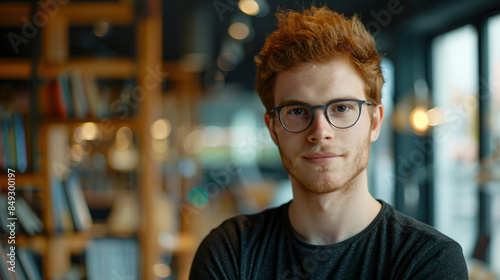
[264,58,384,195]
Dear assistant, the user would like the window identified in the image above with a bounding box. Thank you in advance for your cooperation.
[487,13,500,274]
[432,25,479,258]
[369,58,395,205]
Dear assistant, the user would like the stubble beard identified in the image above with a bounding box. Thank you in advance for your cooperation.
[277,135,371,195]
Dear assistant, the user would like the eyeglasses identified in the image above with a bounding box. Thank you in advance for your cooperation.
[271,99,373,133]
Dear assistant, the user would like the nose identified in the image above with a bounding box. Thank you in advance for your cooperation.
[306,108,334,143]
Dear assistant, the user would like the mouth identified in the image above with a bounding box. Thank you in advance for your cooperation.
[302,153,342,165]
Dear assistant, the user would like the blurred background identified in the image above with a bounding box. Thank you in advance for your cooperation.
[0,0,499,279]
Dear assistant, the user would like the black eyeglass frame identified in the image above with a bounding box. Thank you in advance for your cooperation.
[271,99,374,133]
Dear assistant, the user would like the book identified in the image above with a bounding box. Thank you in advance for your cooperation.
[86,238,139,280]
[16,197,43,235]
[13,113,27,173]
[83,74,102,118]
[56,71,72,118]
[0,112,5,170]
[52,78,67,118]
[63,171,93,232]
[7,115,18,172]
[0,194,10,233]
[18,248,42,280]
[50,177,74,233]
[70,70,89,119]
[1,114,14,169]
[0,243,19,280]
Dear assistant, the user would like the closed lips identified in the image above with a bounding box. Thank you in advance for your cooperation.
[303,153,341,164]
[303,153,340,159]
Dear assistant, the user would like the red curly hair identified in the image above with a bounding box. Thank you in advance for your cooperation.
[255,6,384,114]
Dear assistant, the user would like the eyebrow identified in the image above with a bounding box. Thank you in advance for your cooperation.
[277,96,360,107]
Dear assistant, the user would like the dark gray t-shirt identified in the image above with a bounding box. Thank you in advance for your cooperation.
[189,200,468,280]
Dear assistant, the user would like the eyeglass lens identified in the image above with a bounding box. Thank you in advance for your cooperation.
[279,100,363,132]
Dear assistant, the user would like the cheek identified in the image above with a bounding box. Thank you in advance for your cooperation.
[346,124,372,146]
[275,131,301,151]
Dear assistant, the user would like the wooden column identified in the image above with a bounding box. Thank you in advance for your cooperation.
[137,0,163,279]
[42,13,68,65]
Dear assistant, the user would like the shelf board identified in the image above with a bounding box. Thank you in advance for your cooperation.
[41,118,138,132]
[1,58,136,80]
[42,58,136,79]
[0,59,32,79]
[16,234,47,254]
[0,2,134,26]
[14,224,139,255]
[57,232,93,254]
[60,2,134,25]
[0,173,45,190]
[16,231,92,254]
[0,3,31,27]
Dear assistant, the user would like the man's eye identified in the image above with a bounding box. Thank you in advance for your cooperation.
[334,105,349,113]
[291,108,305,115]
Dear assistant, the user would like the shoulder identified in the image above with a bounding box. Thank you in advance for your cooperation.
[210,202,288,241]
[382,201,457,245]
[379,201,468,279]
[189,203,289,279]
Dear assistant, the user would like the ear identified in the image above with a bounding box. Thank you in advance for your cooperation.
[370,104,384,142]
[264,113,279,146]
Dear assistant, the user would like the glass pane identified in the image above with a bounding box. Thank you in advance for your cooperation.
[369,58,395,205]
[432,25,479,259]
[487,13,500,275]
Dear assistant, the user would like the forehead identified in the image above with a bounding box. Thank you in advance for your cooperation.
[273,58,366,106]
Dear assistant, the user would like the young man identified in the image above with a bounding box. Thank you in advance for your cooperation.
[190,6,468,279]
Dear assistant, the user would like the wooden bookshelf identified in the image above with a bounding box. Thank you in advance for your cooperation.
[0,1,174,279]
[16,231,91,255]
[0,174,45,189]
[0,2,31,26]
[59,2,135,25]
[0,1,201,279]
[40,117,138,129]
[0,58,135,79]
[0,1,134,27]
[41,58,136,79]
[0,59,31,79]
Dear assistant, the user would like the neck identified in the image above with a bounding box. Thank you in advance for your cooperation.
[288,170,381,245]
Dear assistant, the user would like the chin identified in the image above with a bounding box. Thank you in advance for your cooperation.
[293,171,347,194]
[300,180,345,195]
[292,162,369,195]
[310,164,335,172]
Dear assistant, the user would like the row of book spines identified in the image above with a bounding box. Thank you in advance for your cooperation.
[0,112,28,173]
[0,194,43,236]
[41,70,106,119]
[51,171,93,234]
[0,238,139,280]
[0,244,42,280]
[85,238,139,280]
[40,71,137,120]
[0,173,94,236]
